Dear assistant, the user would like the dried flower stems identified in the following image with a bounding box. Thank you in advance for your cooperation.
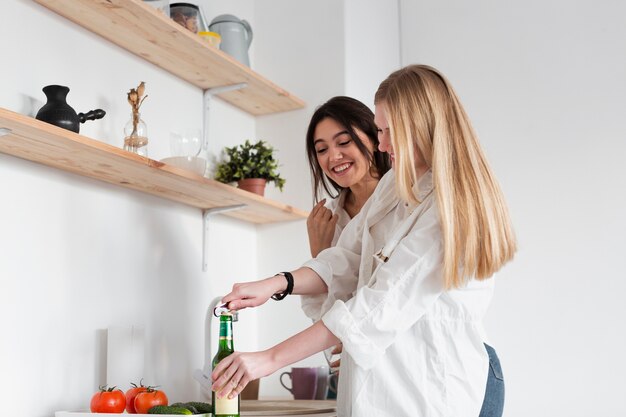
[127,81,147,137]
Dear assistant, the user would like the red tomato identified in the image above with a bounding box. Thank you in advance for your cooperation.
[134,388,168,414]
[125,381,148,413]
[90,386,126,413]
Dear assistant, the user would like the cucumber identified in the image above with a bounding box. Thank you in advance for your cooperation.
[147,405,193,415]
[184,401,212,414]
[171,402,199,414]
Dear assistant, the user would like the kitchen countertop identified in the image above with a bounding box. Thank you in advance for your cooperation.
[56,400,337,417]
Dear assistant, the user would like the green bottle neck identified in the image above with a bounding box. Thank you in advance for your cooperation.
[218,314,234,352]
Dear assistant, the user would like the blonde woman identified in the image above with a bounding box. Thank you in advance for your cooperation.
[211,65,516,417]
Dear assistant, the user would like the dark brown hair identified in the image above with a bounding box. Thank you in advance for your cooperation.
[306,96,391,202]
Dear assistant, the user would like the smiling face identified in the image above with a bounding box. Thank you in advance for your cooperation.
[374,102,394,166]
[313,117,375,189]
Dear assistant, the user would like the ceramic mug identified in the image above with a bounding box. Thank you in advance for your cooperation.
[280,367,324,400]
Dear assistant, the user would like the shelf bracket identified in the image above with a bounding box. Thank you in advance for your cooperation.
[202,204,247,271]
[0,128,11,136]
[202,83,248,153]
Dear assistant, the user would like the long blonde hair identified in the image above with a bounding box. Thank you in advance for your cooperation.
[375,64,517,288]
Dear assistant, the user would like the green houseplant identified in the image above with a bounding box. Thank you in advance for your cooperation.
[214,139,286,196]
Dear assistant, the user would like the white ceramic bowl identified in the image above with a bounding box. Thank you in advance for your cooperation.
[161,156,208,176]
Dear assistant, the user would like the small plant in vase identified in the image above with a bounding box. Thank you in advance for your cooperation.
[124,81,149,156]
[214,139,286,196]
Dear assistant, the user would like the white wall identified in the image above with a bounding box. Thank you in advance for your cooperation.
[0,0,264,415]
[344,0,401,108]
[6,0,611,414]
[399,0,626,415]
[254,0,346,397]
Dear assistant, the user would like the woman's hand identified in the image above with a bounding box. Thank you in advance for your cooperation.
[222,276,286,311]
[307,200,338,258]
[212,321,341,400]
[328,343,343,369]
[211,351,276,400]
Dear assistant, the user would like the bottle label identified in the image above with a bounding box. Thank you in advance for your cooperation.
[215,395,239,414]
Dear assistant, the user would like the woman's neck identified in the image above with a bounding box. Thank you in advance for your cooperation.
[344,174,379,218]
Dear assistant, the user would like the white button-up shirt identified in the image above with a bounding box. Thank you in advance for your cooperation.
[301,191,351,321]
[303,170,493,417]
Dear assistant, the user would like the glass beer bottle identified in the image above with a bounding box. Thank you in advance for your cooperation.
[212,312,240,417]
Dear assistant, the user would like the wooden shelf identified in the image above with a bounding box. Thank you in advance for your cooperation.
[33,0,305,116]
[0,108,308,224]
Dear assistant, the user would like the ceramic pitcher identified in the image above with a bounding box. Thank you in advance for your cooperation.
[209,14,253,66]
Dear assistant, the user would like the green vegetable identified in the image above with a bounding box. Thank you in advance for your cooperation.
[147,405,192,415]
[184,401,212,414]
[171,402,199,414]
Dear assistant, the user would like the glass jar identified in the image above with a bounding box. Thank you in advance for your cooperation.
[143,0,169,16]
[124,112,148,157]
[170,3,208,34]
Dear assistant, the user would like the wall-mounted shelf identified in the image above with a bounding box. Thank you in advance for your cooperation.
[33,0,306,116]
[0,108,308,224]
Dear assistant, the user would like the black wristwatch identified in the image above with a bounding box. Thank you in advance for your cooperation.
[271,271,294,300]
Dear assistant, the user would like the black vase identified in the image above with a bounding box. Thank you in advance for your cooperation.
[35,85,105,133]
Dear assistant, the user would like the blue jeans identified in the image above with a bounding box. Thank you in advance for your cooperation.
[478,344,505,417]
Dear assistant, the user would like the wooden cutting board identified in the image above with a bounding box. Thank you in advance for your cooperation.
[241,400,336,416]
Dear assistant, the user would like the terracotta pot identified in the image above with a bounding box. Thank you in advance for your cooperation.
[237,178,267,196]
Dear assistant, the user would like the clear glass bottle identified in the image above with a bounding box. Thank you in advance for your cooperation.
[123,112,148,156]
[212,312,240,417]
[142,0,169,15]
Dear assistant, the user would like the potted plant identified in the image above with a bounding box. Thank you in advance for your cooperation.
[214,139,286,196]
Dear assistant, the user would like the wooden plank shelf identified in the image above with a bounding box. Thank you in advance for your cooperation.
[0,108,308,224]
[33,0,306,116]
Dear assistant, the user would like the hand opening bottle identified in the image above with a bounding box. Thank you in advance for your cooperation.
[212,312,240,417]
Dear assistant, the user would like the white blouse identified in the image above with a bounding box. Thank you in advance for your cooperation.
[300,190,351,321]
[302,170,493,417]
